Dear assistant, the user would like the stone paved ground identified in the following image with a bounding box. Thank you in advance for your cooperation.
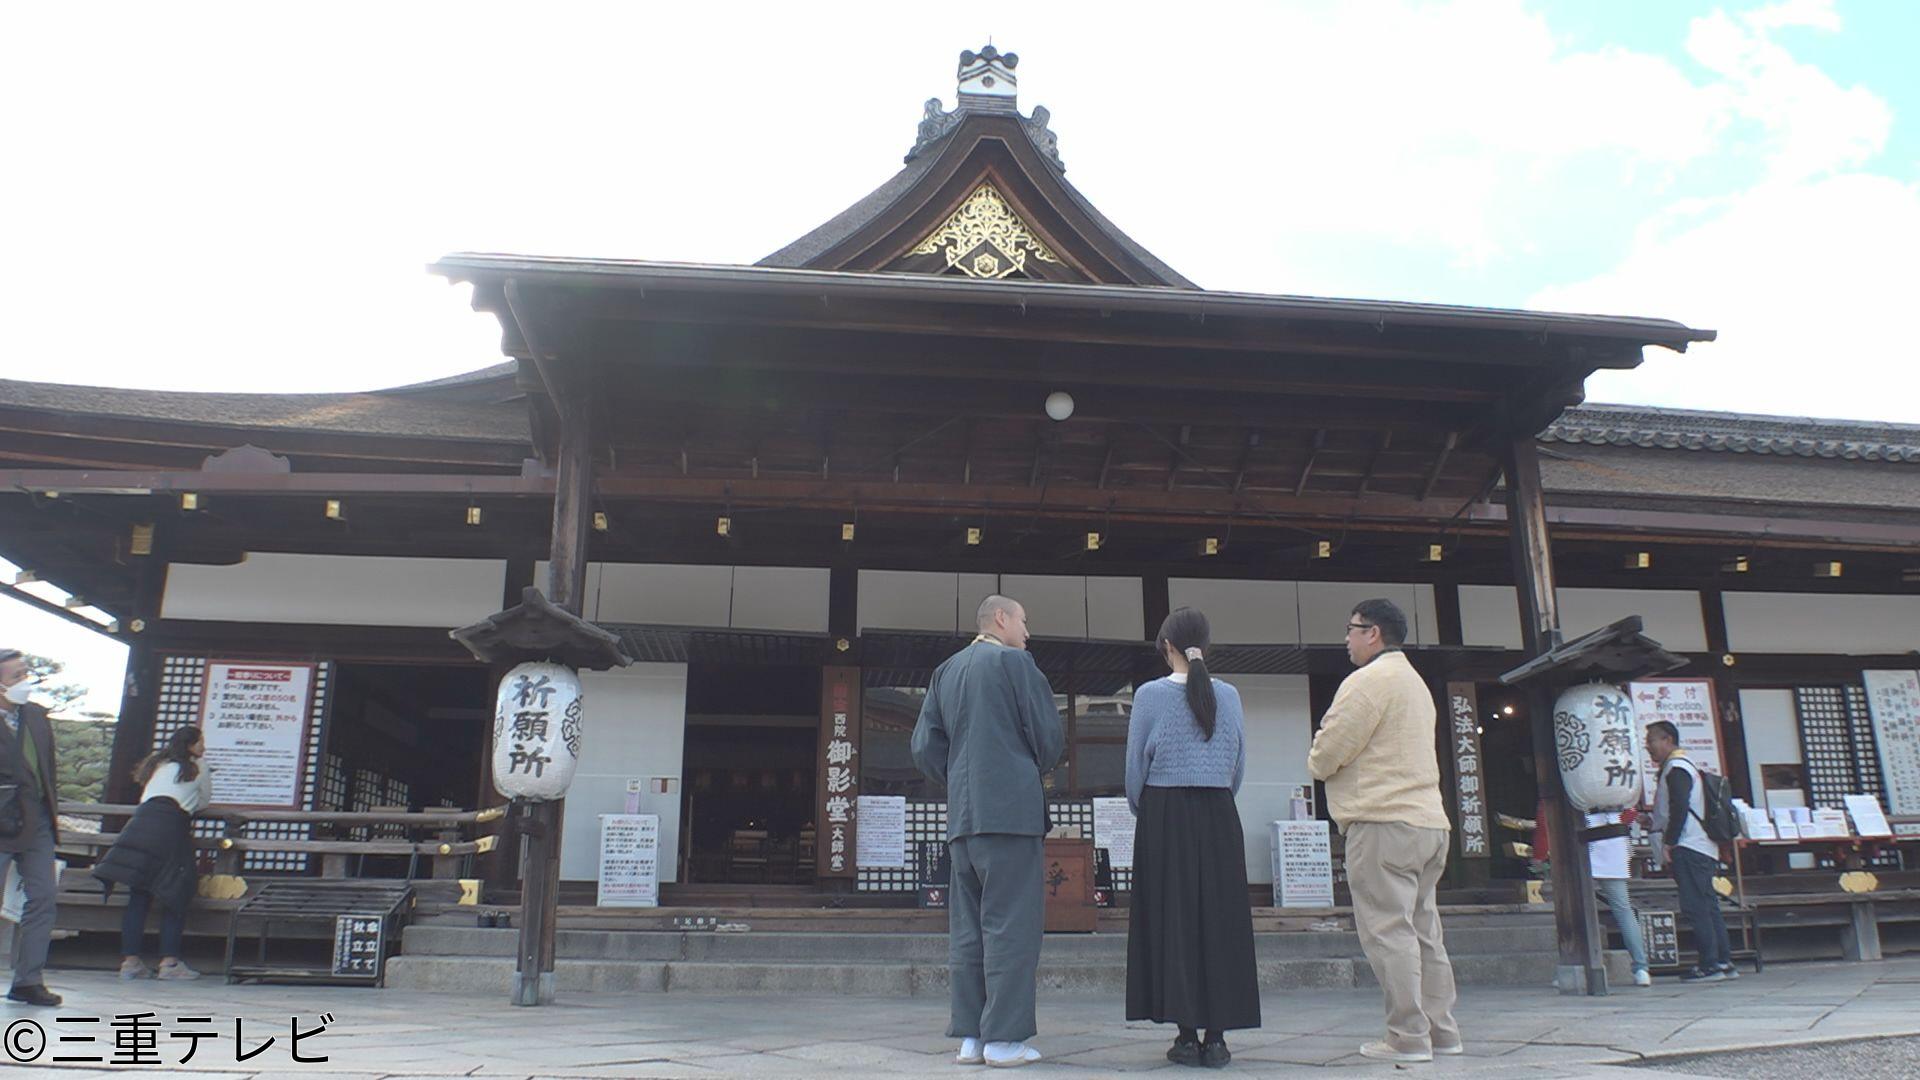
[3,956,1916,1078]
[1627,1035,1920,1079]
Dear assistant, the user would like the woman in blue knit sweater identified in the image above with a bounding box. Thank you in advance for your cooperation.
[1125,607,1261,1068]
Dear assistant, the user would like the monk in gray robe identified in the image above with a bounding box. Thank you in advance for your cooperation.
[912,595,1066,1069]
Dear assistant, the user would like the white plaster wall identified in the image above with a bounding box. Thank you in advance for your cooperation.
[162,553,505,627]
[859,570,963,632]
[1460,586,1707,652]
[858,571,1140,639]
[1229,674,1314,885]
[560,663,688,883]
[580,563,732,626]
[537,563,828,632]
[1298,582,1440,646]
[1000,575,1089,638]
[1738,688,1801,811]
[1168,579,1301,644]
[729,566,831,633]
[998,575,1144,640]
[1723,592,1920,654]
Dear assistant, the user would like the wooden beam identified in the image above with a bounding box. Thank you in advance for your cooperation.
[1356,431,1393,496]
[1421,432,1459,501]
[1295,430,1326,497]
[1232,430,1260,494]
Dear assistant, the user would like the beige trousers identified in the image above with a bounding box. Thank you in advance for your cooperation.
[1344,821,1459,1053]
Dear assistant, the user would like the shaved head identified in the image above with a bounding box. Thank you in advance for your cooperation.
[976,594,1031,650]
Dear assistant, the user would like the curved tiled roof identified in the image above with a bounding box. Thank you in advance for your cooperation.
[1545,404,1920,464]
[0,376,528,444]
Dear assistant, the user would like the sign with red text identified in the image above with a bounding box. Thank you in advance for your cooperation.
[199,661,315,809]
[1632,679,1724,806]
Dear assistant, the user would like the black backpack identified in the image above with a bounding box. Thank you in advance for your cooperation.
[1687,766,1741,844]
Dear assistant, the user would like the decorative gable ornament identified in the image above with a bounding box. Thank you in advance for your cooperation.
[910,183,1061,279]
[492,661,583,801]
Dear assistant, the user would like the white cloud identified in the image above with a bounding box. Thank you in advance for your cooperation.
[1538,5,1917,424]
[1686,5,1890,181]
[1544,172,1920,423]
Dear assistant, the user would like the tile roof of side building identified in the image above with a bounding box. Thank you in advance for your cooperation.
[1545,404,1920,464]
[0,372,529,444]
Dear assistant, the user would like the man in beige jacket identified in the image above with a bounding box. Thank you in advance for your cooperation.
[1308,599,1458,1063]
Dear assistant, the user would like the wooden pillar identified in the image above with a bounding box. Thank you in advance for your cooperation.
[1501,436,1607,995]
[512,356,593,1008]
[106,556,168,807]
[1700,590,1753,802]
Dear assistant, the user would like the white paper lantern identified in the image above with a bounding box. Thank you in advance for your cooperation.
[492,661,583,801]
[1552,681,1643,812]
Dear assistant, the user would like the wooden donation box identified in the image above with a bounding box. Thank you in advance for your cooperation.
[1042,838,1097,932]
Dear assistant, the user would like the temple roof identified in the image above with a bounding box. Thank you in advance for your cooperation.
[757,46,1195,287]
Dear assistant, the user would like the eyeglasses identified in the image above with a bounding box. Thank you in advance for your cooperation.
[1345,622,1376,636]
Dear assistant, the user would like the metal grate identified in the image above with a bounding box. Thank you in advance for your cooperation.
[1796,687,1856,810]
[859,800,946,892]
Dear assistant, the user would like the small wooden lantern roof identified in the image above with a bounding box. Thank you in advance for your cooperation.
[450,586,633,671]
[1497,615,1690,688]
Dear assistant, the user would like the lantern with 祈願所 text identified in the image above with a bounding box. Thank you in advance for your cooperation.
[1553,681,1643,812]
[493,662,583,800]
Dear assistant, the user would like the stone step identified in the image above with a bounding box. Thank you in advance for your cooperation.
[400,922,1559,964]
[384,948,1579,997]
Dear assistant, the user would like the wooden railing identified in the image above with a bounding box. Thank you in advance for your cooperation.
[57,802,506,879]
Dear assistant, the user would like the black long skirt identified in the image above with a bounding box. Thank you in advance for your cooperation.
[1125,786,1262,1030]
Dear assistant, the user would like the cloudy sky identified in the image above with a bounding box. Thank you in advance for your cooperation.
[3,0,1916,712]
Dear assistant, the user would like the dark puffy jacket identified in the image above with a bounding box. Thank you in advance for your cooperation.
[94,797,198,914]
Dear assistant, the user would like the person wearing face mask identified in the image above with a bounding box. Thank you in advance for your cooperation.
[0,648,63,1006]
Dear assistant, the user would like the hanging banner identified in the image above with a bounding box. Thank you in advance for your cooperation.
[199,661,315,809]
[596,814,660,907]
[1863,671,1920,816]
[1631,679,1724,805]
[817,666,862,879]
[856,795,907,869]
[1445,683,1489,857]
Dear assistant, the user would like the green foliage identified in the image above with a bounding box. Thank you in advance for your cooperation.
[51,715,118,805]
[24,653,89,714]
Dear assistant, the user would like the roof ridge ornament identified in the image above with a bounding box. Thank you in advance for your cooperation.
[905,45,1065,171]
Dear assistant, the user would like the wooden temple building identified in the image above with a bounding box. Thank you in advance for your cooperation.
[3,46,1919,992]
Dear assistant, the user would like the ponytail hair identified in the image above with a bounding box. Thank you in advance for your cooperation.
[1156,607,1217,740]
[136,725,202,787]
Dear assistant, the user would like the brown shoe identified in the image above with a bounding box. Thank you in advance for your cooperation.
[7,984,63,1007]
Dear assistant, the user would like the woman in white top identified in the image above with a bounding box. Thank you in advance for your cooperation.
[98,726,212,980]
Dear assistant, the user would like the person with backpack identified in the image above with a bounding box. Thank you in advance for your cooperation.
[1646,721,1735,982]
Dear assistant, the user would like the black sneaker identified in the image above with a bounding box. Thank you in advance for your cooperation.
[1167,1038,1203,1067]
[1201,1041,1232,1069]
[6,984,62,1007]
[1680,967,1725,983]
